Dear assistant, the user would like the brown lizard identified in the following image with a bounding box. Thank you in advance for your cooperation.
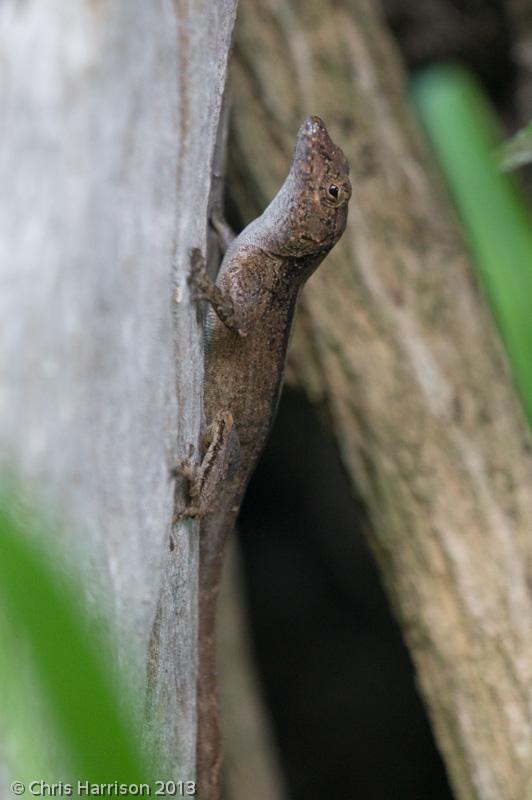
[181,115,351,799]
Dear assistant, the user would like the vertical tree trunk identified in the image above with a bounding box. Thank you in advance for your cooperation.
[229,1,532,798]
[0,0,236,785]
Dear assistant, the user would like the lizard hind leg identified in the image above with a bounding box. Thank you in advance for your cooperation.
[171,443,204,521]
[173,411,241,522]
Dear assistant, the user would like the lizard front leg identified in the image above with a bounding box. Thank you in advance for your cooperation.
[210,208,236,255]
[189,249,249,337]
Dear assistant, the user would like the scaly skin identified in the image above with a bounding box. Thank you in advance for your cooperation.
[186,116,351,800]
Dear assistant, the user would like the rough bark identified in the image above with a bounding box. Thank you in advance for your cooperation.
[0,0,236,786]
[229,2,532,799]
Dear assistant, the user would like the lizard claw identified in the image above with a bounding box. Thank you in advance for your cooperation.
[171,443,197,481]
[172,505,207,523]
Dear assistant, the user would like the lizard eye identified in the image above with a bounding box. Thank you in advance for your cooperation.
[323,183,344,207]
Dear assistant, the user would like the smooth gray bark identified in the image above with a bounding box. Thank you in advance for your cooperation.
[0,0,236,785]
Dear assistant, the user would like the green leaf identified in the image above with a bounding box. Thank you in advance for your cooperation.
[0,494,153,797]
[413,65,532,423]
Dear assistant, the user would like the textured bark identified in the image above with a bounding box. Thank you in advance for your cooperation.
[0,0,236,785]
[229,2,532,799]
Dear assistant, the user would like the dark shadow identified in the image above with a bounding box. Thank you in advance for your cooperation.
[238,388,454,800]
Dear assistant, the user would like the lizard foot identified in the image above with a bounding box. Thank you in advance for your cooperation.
[171,443,205,522]
[172,504,207,523]
[171,443,196,482]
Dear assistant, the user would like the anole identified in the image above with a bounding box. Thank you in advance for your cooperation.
[179,116,351,800]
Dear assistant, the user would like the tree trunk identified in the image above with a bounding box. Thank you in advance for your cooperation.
[229,2,532,799]
[0,0,235,785]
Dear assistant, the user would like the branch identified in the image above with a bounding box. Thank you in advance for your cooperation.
[229,1,532,797]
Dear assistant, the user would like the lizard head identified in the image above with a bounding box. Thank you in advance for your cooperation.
[272,116,351,262]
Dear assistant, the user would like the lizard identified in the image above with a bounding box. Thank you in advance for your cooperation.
[179,115,351,800]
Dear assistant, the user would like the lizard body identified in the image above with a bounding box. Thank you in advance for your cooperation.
[185,116,351,799]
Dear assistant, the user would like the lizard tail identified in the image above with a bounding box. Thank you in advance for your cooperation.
[196,509,237,800]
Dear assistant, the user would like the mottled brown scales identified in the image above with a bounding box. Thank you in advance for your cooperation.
[183,116,350,800]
